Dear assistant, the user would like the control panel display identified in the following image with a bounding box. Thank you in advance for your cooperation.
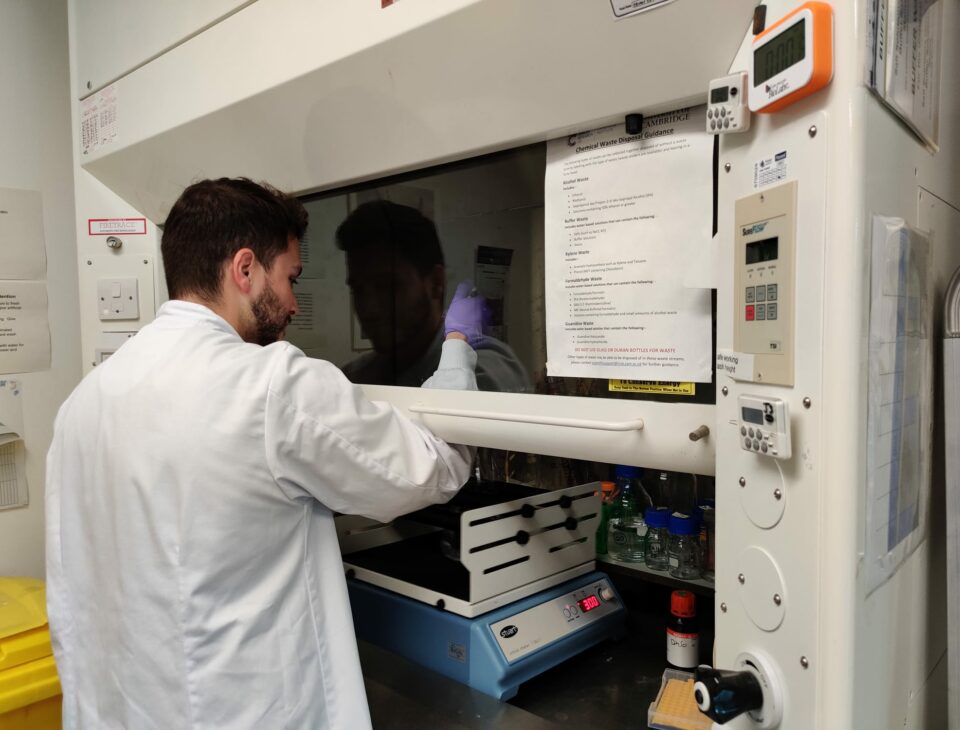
[754,19,805,85]
[745,237,779,264]
[490,578,620,664]
[578,595,601,612]
[710,86,729,103]
[741,407,764,425]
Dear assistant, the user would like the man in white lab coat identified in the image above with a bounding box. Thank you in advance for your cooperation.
[45,178,483,729]
[337,200,532,393]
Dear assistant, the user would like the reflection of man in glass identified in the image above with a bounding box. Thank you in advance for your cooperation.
[337,200,531,392]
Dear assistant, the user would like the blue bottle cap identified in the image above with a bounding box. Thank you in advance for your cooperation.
[691,506,704,527]
[614,465,643,479]
[644,506,670,528]
[669,513,699,536]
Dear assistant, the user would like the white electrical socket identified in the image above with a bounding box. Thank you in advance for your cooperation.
[97,277,140,320]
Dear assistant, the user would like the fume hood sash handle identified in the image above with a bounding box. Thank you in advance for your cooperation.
[408,404,644,431]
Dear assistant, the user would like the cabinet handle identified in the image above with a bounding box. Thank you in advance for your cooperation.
[408,405,644,431]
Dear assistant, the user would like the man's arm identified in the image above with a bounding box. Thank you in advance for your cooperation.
[422,336,478,391]
[264,347,473,523]
[421,282,483,391]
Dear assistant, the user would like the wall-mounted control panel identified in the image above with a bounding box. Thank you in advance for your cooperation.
[734,181,797,386]
[737,394,791,459]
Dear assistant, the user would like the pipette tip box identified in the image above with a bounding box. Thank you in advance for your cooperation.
[647,668,713,730]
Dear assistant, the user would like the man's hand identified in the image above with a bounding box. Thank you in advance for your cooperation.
[444,281,489,347]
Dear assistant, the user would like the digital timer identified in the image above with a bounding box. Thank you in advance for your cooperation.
[578,595,601,613]
[749,2,833,113]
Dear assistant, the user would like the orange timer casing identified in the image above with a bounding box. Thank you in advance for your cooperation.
[749,1,834,114]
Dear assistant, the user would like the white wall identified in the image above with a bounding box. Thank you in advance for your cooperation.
[0,1,81,577]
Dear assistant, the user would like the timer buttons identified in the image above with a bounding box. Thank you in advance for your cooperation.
[707,71,751,134]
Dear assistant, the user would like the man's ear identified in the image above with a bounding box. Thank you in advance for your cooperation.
[229,248,257,294]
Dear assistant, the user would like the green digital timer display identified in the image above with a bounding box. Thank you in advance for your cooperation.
[754,19,806,86]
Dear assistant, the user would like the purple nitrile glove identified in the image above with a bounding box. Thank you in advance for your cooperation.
[444,281,490,348]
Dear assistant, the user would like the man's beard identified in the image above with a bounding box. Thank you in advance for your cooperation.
[250,283,291,346]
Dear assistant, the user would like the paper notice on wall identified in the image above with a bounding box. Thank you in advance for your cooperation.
[544,107,713,381]
[299,195,348,280]
[0,379,27,510]
[865,217,932,593]
[0,281,51,374]
[287,278,329,353]
[80,84,119,156]
[866,0,942,148]
[476,246,514,341]
[0,188,46,280]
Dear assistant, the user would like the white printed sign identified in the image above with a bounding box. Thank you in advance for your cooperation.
[0,281,50,374]
[865,217,931,593]
[716,350,756,382]
[753,151,788,189]
[866,0,942,147]
[80,84,119,156]
[88,218,147,236]
[544,107,713,382]
[0,379,27,510]
[610,0,676,19]
[0,188,46,279]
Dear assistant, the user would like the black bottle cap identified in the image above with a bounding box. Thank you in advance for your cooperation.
[625,113,644,136]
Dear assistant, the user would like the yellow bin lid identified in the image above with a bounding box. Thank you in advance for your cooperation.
[0,578,60,716]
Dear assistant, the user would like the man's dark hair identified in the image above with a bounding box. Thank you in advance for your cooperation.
[161,178,308,300]
[335,200,444,272]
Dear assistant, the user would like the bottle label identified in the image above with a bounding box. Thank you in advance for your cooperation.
[666,629,699,668]
[669,556,679,568]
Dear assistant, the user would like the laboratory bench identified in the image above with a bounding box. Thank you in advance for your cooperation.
[361,578,715,729]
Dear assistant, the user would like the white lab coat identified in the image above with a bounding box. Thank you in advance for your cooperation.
[45,301,476,729]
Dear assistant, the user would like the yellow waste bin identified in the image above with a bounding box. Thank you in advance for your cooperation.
[0,578,61,730]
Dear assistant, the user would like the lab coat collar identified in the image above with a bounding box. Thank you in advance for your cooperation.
[156,299,243,340]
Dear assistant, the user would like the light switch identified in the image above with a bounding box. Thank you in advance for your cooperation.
[97,278,140,320]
